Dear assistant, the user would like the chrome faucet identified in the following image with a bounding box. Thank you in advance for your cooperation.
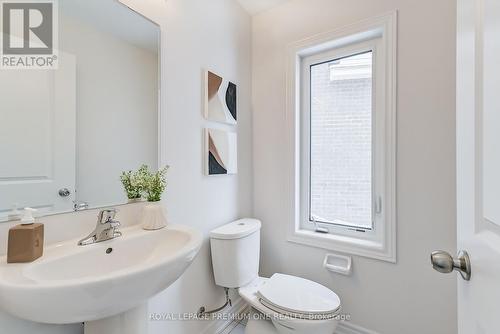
[78,209,122,246]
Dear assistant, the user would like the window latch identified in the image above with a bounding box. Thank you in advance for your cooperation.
[311,217,329,234]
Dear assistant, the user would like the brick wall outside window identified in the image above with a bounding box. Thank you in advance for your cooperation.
[310,61,372,228]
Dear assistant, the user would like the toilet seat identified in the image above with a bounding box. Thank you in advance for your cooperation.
[240,276,341,334]
[257,274,341,320]
[239,274,341,322]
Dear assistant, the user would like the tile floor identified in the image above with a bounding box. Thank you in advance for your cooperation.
[220,307,249,334]
[222,309,248,334]
[228,323,246,334]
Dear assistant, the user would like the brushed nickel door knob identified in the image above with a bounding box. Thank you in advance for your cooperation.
[58,188,71,197]
[431,250,471,281]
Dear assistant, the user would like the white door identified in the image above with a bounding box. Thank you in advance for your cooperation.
[453,0,500,333]
[0,54,76,218]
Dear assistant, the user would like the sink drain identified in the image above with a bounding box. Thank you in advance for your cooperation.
[106,248,113,254]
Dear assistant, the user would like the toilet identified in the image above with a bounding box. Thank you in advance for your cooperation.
[210,218,341,334]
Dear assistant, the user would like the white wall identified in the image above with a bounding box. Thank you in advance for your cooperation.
[252,1,457,334]
[0,0,252,333]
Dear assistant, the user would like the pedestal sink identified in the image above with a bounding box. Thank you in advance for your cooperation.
[0,224,202,333]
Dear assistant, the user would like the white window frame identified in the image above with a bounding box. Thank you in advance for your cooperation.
[286,12,397,262]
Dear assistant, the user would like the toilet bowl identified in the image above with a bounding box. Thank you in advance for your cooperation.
[210,219,341,334]
[239,275,340,334]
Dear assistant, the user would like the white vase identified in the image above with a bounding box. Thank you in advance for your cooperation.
[140,202,167,230]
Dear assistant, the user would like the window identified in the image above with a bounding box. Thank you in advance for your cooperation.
[286,13,397,262]
[310,51,373,231]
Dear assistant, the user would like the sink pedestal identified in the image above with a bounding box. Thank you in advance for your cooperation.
[84,303,148,334]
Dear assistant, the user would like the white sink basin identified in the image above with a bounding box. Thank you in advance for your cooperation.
[0,224,202,324]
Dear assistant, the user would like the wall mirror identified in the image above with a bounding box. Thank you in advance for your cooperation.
[0,0,160,222]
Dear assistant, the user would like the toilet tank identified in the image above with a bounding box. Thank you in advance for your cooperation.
[210,218,261,288]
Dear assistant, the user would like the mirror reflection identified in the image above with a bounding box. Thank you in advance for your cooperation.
[0,0,160,221]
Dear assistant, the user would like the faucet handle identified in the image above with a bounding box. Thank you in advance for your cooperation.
[109,220,121,228]
[98,209,117,224]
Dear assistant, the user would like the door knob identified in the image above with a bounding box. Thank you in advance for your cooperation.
[431,250,471,281]
[58,188,71,197]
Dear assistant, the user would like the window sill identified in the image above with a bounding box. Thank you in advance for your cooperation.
[287,228,396,263]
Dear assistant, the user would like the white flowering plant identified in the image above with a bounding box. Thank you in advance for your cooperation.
[143,165,169,202]
[120,165,148,200]
[120,165,169,202]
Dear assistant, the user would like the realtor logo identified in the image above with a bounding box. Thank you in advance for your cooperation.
[1,0,58,69]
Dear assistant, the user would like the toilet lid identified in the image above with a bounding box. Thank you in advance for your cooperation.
[257,273,341,319]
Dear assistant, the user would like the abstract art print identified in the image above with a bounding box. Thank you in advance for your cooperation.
[205,128,237,175]
[204,70,237,124]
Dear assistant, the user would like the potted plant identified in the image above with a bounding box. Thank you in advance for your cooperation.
[120,165,148,202]
[143,165,169,202]
[139,165,170,230]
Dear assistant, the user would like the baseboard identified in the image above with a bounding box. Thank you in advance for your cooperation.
[200,297,248,334]
[336,321,381,334]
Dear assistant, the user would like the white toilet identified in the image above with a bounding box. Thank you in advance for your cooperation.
[210,218,341,334]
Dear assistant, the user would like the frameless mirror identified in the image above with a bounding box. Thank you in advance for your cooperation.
[0,0,160,221]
